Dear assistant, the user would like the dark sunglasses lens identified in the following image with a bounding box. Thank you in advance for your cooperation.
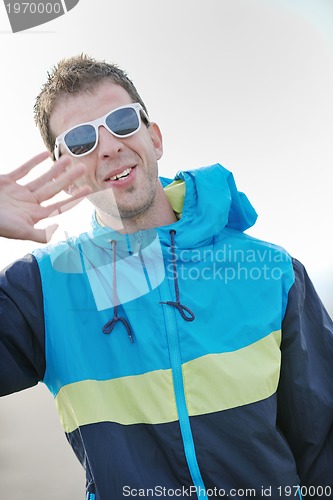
[106,108,140,136]
[65,124,96,156]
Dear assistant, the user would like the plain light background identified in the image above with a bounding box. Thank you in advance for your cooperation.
[0,0,332,498]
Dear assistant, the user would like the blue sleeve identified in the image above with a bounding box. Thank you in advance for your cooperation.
[278,258,333,491]
[0,254,45,396]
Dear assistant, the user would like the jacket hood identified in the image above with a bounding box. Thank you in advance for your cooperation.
[46,163,257,273]
[157,163,257,248]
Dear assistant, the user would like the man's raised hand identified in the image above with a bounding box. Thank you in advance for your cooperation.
[0,152,92,243]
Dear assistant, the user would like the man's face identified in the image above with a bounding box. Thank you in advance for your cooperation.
[49,81,163,227]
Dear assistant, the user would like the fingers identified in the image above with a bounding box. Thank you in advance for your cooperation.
[30,224,59,244]
[7,152,89,204]
[44,185,93,218]
[33,162,89,203]
[26,155,72,192]
[8,151,51,182]
[15,223,59,244]
[29,187,92,242]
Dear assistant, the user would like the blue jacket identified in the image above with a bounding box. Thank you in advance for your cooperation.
[0,164,332,499]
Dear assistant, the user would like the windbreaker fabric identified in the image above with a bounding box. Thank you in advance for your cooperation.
[0,164,332,499]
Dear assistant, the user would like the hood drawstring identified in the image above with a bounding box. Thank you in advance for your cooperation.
[160,230,195,322]
[102,230,194,343]
[102,240,134,343]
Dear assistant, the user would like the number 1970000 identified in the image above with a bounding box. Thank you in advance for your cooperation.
[6,3,62,14]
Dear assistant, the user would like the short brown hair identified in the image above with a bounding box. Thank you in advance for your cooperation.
[34,54,149,153]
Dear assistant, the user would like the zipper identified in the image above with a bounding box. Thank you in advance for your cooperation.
[86,479,96,500]
[160,277,207,498]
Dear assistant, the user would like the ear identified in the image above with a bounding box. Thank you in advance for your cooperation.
[148,122,163,160]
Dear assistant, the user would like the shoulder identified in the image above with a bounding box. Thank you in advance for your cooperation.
[0,253,41,292]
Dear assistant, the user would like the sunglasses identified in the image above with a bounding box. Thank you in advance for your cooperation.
[54,103,149,160]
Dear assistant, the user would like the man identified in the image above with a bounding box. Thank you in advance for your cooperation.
[0,54,332,500]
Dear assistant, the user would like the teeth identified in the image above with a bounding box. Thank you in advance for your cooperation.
[109,167,132,181]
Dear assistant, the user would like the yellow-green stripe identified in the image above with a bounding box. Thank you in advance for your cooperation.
[55,330,281,433]
[55,368,178,433]
[183,329,281,416]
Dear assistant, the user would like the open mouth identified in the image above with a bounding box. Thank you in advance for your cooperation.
[105,167,134,182]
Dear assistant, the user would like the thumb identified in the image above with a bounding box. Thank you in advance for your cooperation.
[30,224,59,243]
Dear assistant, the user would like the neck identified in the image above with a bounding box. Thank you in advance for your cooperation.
[96,190,177,234]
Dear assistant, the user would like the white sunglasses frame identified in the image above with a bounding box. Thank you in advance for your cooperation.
[54,103,149,160]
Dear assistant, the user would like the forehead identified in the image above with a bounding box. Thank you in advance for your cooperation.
[50,81,134,137]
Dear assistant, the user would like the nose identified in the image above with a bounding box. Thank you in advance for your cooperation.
[97,125,123,159]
